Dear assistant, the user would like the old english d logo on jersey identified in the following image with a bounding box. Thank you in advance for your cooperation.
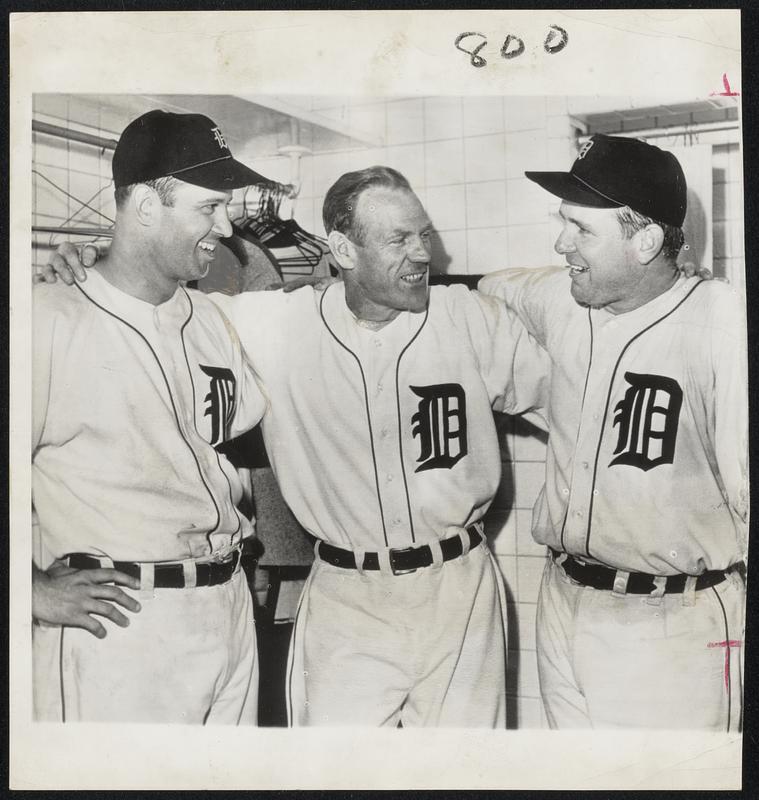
[411,383,468,472]
[199,365,236,446]
[610,371,683,471]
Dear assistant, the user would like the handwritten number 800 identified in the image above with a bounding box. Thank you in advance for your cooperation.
[455,26,569,68]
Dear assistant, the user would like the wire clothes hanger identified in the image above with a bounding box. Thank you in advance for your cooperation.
[234,183,329,276]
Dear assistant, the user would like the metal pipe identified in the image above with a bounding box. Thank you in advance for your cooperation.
[32,120,118,151]
[33,226,113,237]
[580,121,739,143]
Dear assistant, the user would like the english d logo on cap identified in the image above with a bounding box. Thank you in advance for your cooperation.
[112,109,271,192]
[525,133,687,227]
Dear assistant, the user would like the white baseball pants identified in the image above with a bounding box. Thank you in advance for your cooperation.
[286,543,507,727]
[33,568,258,724]
[536,556,745,730]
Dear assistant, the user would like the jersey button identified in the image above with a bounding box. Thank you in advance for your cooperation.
[373,338,382,348]
[386,474,394,482]
[574,510,583,518]
[582,461,589,470]
[380,428,390,438]
[376,383,383,393]
[562,488,569,495]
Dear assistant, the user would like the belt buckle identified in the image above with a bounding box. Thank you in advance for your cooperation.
[212,546,240,565]
[389,546,417,575]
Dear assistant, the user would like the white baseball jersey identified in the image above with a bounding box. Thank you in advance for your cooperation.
[478,267,748,575]
[213,282,548,726]
[33,269,267,564]
[213,282,548,550]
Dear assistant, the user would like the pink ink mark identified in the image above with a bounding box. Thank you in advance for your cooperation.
[708,639,742,691]
[710,73,739,97]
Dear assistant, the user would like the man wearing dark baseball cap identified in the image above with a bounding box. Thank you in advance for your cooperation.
[112,109,269,192]
[479,134,747,730]
[32,110,270,723]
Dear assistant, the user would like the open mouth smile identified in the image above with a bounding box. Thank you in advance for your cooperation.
[400,272,427,285]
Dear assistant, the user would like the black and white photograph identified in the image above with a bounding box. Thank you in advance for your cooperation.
[10,8,748,790]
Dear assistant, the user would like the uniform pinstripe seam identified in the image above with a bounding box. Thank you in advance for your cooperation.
[560,306,594,552]
[59,627,66,723]
[583,280,706,557]
[178,288,242,546]
[319,287,389,546]
[285,571,312,727]
[394,307,429,545]
[710,585,733,733]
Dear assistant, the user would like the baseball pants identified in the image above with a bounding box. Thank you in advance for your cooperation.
[286,542,507,727]
[536,556,745,730]
[33,568,258,724]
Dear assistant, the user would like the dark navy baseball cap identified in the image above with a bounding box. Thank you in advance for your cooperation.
[112,109,270,191]
[525,134,687,227]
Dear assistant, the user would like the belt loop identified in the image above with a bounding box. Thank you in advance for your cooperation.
[182,560,197,589]
[459,528,472,557]
[98,555,114,570]
[682,575,698,607]
[646,575,667,605]
[313,539,322,560]
[140,562,155,597]
[612,570,630,596]
[354,548,366,576]
[428,538,444,569]
[377,548,393,575]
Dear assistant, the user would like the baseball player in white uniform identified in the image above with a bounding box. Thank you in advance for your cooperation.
[32,111,269,723]
[46,166,550,727]
[479,134,748,729]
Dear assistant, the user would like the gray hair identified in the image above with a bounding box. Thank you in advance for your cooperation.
[615,206,684,262]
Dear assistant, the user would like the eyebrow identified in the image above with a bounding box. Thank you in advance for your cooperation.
[195,193,232,205]
[559,209,592,229]
[386,223,434,237]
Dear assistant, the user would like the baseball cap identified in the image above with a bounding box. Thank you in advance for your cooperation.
[112,109,270,191]
[525,134,687,227]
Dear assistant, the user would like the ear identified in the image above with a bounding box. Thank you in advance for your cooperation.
[327,230,357,271]
[131,184,161,227]
[636,223,665,265]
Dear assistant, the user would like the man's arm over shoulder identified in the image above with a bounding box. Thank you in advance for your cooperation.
[204,285,315,363]
[188,290,269,437]
[477,266,566,347]
[443,285,550,424]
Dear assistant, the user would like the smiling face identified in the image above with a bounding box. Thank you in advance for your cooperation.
[154,179,233,285]
[343,187,433,322]
[555,201,647,314]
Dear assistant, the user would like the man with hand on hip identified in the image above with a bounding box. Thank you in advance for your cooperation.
[33,110,269,723]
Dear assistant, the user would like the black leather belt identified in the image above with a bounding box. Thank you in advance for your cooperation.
[66,550,241,589]
[549,547,731,594]
[313,526,483,575]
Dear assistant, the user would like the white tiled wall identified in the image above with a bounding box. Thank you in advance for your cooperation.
[269,95,572,282]
[712,142,744,289]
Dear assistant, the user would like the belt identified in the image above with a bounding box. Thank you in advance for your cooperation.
[549,547,731,594]
[313,525,483,575]
[66,550,241,589]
